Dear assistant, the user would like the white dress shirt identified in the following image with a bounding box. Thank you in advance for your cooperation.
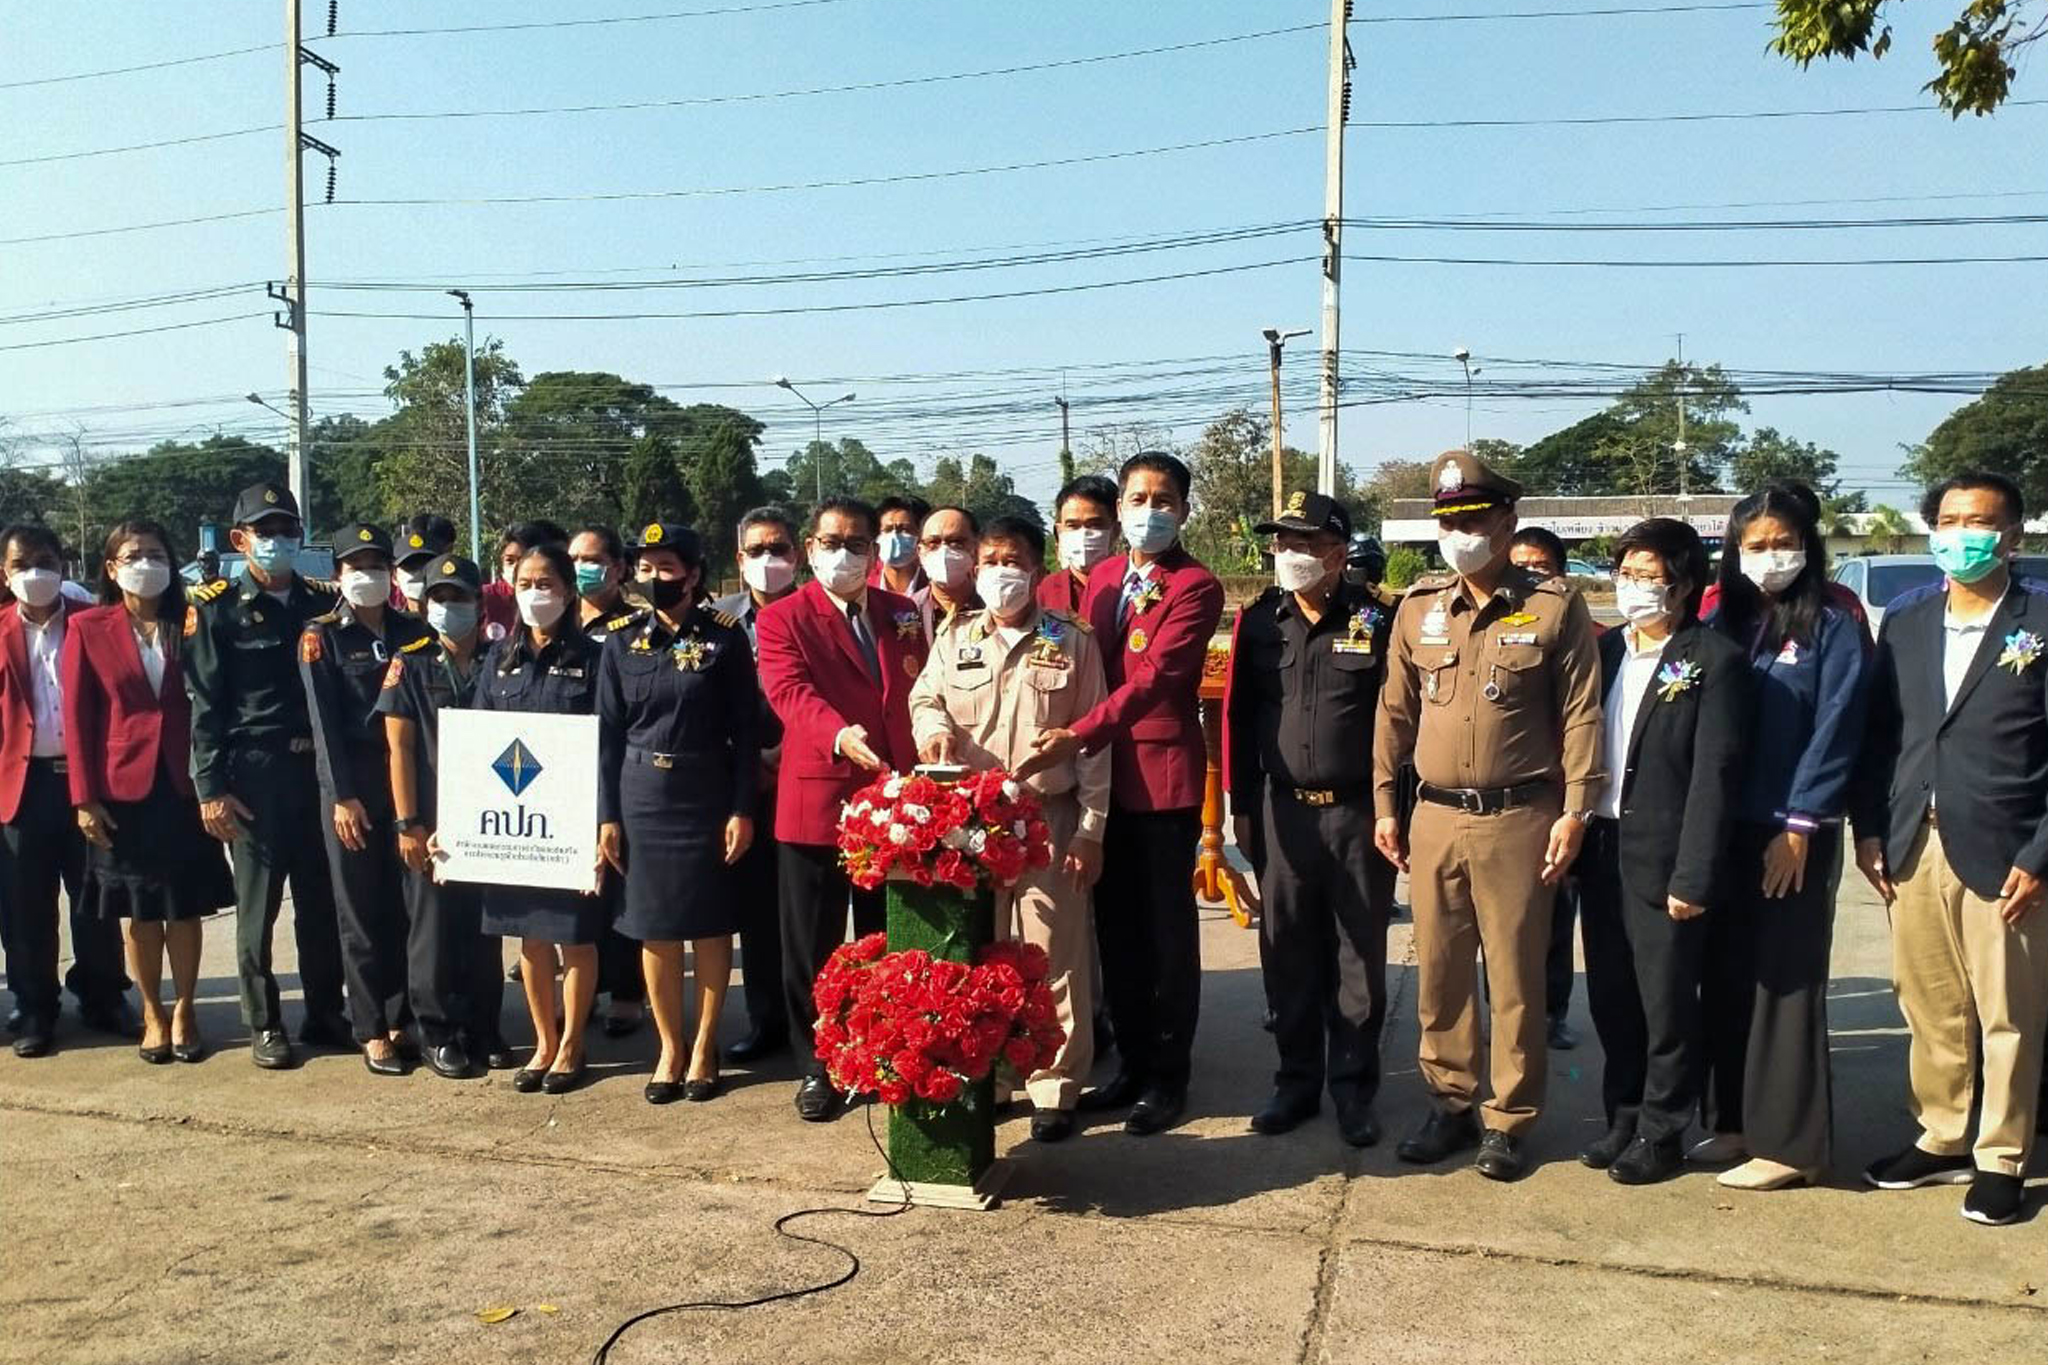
[1595,627,1670,820]
[134,620,168,695]
[21,609,67,757]
[1941,587,2006,710]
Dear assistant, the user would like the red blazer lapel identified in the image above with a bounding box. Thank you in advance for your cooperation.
[0,606,26,698]
[805,580,874,684]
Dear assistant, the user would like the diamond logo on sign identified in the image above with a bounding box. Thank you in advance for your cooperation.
[492,739,544,797]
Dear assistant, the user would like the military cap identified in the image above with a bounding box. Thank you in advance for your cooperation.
[422,554,482,596]
[1255,488,1352,540]
[1430,449,1522,516]
[394,527,451,568]
[335,522,394,563]
[1346,533,1387,572]
[631,520,704,564]
[231,480,301,526]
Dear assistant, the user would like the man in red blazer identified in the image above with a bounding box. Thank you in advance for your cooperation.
[1025,452,1225,1134]
[756,496,928,1121]
[1,523,133,1056]
[1037,473,1119,616]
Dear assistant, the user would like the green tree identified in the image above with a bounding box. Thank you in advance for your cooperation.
[1900,363,2048,510]
[1513,363,1743,495]
[1181,409,1372,570]
[83,435,287,554]
[1769,0,2041,116]
[924,452,1043,532]
[687,419,767,561]
[781,437,919,508]
[1726,427,1846,496]
[1361,457,1436,505]
[1867,503,1913,552]
[308,413,381,530]
[372,337,526,547]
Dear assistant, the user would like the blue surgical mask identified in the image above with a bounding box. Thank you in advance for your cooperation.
[1928,527,2003,585]
[426,599,478,639]
[1120,505,1180,556]
[247,535,300,576]
[879,530,918,569]
[573,561,610,596]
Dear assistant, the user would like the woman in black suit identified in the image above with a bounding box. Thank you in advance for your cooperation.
[1577,519,1753,1183]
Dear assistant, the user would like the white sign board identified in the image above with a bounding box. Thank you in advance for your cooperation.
[435,710,600,893]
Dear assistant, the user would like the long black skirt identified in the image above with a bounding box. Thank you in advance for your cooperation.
[80,772,233,923]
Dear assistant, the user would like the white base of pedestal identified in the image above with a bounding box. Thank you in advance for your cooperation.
[866,1158,1014,1211]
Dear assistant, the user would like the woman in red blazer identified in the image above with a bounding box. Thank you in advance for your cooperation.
[62,520,233,1065]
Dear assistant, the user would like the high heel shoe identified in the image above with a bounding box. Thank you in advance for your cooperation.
[1717,1158,1820,1191]
[139,1042,173,1065]
[644,1080,683,1105]
[683,1076,721,1103]
[541,1062,588,1094]
[512,1068,547,1093]
[171,1038,207,1064]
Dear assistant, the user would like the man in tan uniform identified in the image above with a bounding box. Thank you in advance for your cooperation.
[911,514,1109,1143]
[1373,450,1605,1180]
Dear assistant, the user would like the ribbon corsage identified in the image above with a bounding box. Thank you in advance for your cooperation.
[1656,658,1703,701]
[1998,629,2044,675]
[672,636,712,671]
[1129,577,1164,616]
[893,610,921,640]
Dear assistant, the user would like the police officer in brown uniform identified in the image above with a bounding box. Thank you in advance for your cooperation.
[1373,450,1605,1180]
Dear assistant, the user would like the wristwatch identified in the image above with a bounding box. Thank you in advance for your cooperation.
[395,816,424,833]
[1566,809,1595,826]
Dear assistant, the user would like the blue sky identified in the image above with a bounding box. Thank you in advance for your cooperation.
[3,0,2042,511]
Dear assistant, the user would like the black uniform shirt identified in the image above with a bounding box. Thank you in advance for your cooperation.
[595,604,760,823]
[182,568,339,801]
[1226,581,1394,808]
[300,601,432,806]
[475,628,602,719]
[373,633,483,824]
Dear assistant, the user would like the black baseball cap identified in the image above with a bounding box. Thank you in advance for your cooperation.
[422,554,482,596]
[1255,489,1352,540]
[335,522,393,564]
[232,481,301,526]
[632,521,704,565]
[394,527,451,568]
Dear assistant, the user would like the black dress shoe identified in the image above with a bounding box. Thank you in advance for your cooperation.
[541,1063,588,1094]
[4,1009,21,1034]
[473,1037,518,1071]
[81,999,141,1039]
[684,1076,720,1103]
[1077,1071,1143,1113]
[1609,1134,1684,1186]
[795,1074,841,1122]
[602,1009,643,1039]
[724,1028,788,1063]
[1335,1098,1381,1149]
[512,1067,546,1093]
[1547,1017,1580,1051]
[1030,1110,1076,1143]
[139,1042,174,1065]
[388,1032,422,1063]
[362,1048,408,1077]
[299,1013,353,1048]
[1579,1126,1635,1170]
[1249,1090,1320,1136]
[1124,1087,1186,1136]
[645,1080,683,1105]
[1473,1129,1530,1181]
[1396,1107,1481,1164]
[250,1028,294,1070]
[172,1038,207,1064]
[424,1042,473,1079]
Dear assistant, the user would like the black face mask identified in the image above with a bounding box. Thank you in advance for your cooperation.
[645,575,690,610]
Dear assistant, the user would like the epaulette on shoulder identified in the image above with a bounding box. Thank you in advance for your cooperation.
[306,609,341,628]
[605,609,647,632]
[1252,585,1284,606]
[400,635,434,654]
[709,607,740,630]
[304,575,337,594]
[1046,607,1091,633]
[190,578,231,604]
[1411,573,1456,592]
[1369,583,1398,608]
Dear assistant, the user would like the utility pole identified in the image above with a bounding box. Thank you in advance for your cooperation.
[1315,0,1353,497]
[449,291,480,561]
[1054,394,1076,486]
[272,0,338,522]
[1673,332,1689,499]
[1263,327,1309,517]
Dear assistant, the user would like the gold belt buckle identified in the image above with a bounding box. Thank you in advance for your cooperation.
[650,752,674,770]
[1299,787,1335,808]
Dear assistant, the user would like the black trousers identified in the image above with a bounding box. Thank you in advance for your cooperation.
[779,840,883,1077]
[323,765,412,1043]
[1547,878,1580,1021]
[1699,820,1838,1171]
[1,759,125,1024]
[228,746,344,1033]
[1258,788,1389,1104]
[404,868,503,1048]
[1578,819,1706,1142]
[1096,806,1203,1094]
[735,790,784,1038]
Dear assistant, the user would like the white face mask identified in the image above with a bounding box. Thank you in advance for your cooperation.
[1740,548,1806,595]
[810,547,869,597]
[920,545,972,591]
[1273,549,1330,595]
[114,560,172,600]
[395,567,426,603]
[1058,526,1113,573]
[1614,578,1672,625]
[339,567,390,609]
[1121,505,1180,556]
[7,567,61,608]
[741,554,795,596]
[515,586,567,629]
[975,565,1034,618]
[1438,528,1498,578]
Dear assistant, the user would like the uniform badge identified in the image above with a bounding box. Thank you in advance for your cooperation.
[299,630,322,663]
[382,657,405,691]
[893,610,920,639]
[1128,627,1150,654]
[183,605,199,638]
[263,488,280,505]
[407,533,425,549]
[630,634,654,652]
[1338,608,1378,654]
[958,645,983,663]
[673,636,711,671]
[250,609,264,625]
[901,653,920,679]
[643,522,664,545]
[1776,640,1801,667]
[1437,463,1464,493]
[1285,489,1308,517]
[356,528,374,543]
[1496,632,1538,646]
[1499,611,1538,627]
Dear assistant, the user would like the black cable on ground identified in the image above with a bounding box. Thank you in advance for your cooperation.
[588,1100,910,1364]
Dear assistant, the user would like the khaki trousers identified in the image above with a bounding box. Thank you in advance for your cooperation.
[1409,798,1559,1134]
[995,794,1096,1111]
[1890,820,2048,1176]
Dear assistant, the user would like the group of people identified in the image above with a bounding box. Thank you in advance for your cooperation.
[2,447,2043,1226]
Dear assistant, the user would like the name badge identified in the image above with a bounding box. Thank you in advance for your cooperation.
[1332,640,1374,655]
[1776,641,1801,666]
[957,659,987,672]
[548,666,585,678]
[1497,632,1539,646]
[958,645,982,663]
[1419,634,1451,646]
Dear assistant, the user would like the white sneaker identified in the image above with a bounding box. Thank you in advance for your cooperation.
[1717,1158,1819,1191]
[1687,1132,1747,1164]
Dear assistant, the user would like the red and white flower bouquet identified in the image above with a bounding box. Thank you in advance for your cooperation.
[835,767,1052,892]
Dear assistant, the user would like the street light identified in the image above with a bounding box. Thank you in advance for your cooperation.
[774,377,855,504]
[1262,327,1310,518]
[244,392,302,520]
[1453,347,1481,453]
[449,289,480,561]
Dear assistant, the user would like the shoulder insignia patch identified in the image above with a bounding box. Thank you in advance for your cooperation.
[710,608,740,629]
[400,635,433,654]
[605,611,643,632]
[1412,573,1456,592]
[299,629,323,664]
[304,576,338,596]
[191,579,230,604]
[183,604,200,638]
[381,657,405,690]
[1531,576,1572,597]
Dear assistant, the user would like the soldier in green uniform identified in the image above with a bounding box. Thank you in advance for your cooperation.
[182,481,346,1069]
[299,523,432,1075]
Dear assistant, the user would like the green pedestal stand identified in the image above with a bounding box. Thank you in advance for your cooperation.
[866,878,1013,1211]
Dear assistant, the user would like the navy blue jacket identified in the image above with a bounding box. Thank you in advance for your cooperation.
[1852,577,2048,898]
[1715,602,1867,827]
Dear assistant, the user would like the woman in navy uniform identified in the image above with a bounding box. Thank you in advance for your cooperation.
[475,541,606,1094]
[597,522,759,1105]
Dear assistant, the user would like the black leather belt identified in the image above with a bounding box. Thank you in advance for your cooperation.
[627,745,703,770]
[231,736,315,756]
[1286,783,1369,808]
[1417,779,1553,815]
[27,755,67,774]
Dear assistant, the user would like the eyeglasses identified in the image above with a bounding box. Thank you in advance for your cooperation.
[113,551,169,567]
[919,534,974,552]
[811,536,872,556]
[1614,570,1671,587]
[741,542,794,559]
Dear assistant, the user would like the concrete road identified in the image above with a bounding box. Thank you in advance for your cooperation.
[2,859,2041,1365]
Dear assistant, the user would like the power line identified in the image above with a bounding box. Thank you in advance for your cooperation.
[1351,98,2047,129]
[1342,250,2048,267]
[0,126,272,168]
[330,0,859,38]
[0,313,273,353]
[0,207,279,247]
[0,44,271,90]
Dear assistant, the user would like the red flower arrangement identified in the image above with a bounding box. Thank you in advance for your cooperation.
[812,933,1066,1106]
[836,767,1052,892]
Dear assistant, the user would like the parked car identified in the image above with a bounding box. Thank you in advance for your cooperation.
[180,544,336,586]
[1565,557,1612,582]
[1832,552,2048,633]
